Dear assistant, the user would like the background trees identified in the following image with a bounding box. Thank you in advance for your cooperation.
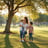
[0,15,5,26]
[12,15,19,26]
[35,13,48,22]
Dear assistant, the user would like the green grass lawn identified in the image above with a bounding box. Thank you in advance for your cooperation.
[0,26,48,48]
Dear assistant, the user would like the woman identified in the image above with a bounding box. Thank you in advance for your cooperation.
[23,17,29,41]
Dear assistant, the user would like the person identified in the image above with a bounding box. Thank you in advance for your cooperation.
[19,20,24,42]
[23,17,29,41]
[28,22,33,42]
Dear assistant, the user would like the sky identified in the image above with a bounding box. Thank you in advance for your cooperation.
[37,7,47,13]
[1,9,8,15]
[0,8,47,16]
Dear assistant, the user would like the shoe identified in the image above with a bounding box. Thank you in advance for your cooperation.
[22,40,24,42]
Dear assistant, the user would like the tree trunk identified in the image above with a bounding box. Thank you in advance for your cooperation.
[4,12,14,33]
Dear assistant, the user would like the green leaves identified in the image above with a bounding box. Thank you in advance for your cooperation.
[0,0,48,13]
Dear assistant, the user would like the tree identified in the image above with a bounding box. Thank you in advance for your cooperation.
[29,12,39,21]
[0,0,48,33]
[35,13,48,22]
[0,0,32,33]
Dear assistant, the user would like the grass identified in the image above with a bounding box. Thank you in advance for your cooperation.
[0,26,48,48]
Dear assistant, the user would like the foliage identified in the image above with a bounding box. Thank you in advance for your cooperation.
[3,14,8,20]
[29,13,39,21]
[12,15,19,25]
[0,15,5,25]
[35,13,48,22]
[0,0,48,12]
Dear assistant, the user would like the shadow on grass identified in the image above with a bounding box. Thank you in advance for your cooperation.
[22,42,29,48]
[34,37,48,45]
[34,36,48,42]
[29,42,39,48]
[4,34,13,48]
[22,42,39,48]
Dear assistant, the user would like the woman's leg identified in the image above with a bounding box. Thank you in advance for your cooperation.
[22,32,25,41]
[21,32,24,42]
[24,34,26,41]
[24,31,27,41]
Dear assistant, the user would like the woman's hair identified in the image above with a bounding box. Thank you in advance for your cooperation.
[24,17,28,24]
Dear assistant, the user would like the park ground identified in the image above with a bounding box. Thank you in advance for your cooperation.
[0,26,48,48]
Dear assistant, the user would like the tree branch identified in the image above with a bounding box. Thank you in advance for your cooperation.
[18,0,26,5]
[10,0,14,11]
[18,4,32,8]
[14,0,26,10]
[4,0,9,6]
[42,0,48,12]
[14,9,19,14]
[14,4,32,13]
